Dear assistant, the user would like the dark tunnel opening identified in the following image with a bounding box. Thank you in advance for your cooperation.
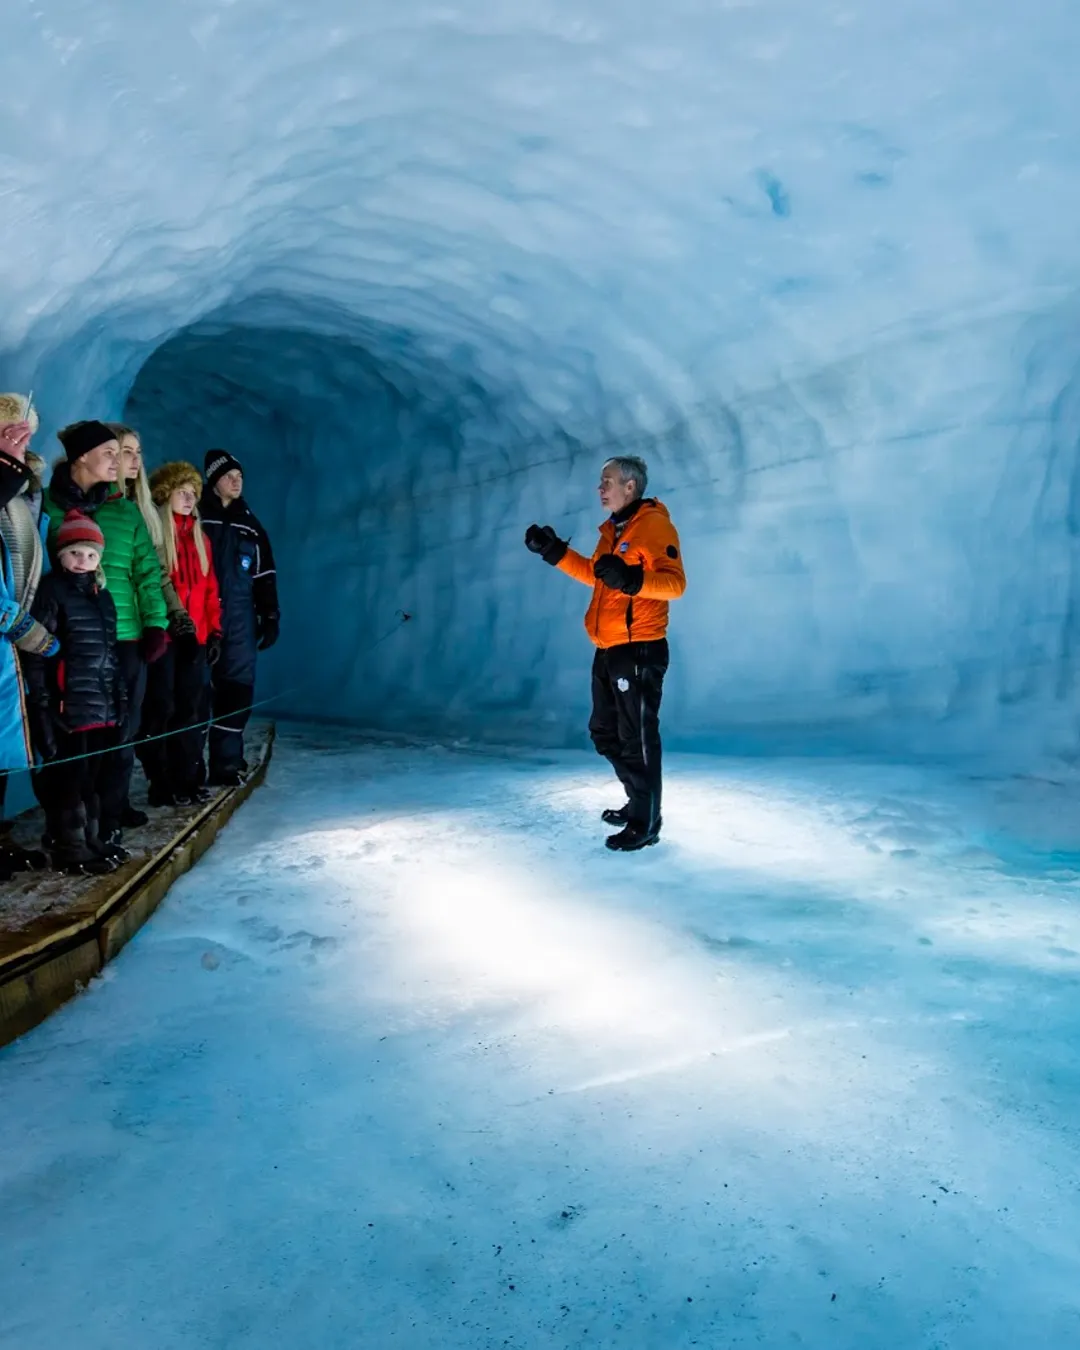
[121,293,606,746]
[113,293,1080,762]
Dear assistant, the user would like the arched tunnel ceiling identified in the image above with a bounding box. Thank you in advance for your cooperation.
[3,1,1080,755]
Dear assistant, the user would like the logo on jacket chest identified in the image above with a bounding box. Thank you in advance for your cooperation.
[240,555,252,571]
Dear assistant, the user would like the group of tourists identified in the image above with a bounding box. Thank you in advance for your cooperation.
[0,396,279,878]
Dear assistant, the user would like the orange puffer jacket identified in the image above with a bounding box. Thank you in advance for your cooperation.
[557,498,686,648]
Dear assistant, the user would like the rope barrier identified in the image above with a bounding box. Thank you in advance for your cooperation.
[8,610,413,776]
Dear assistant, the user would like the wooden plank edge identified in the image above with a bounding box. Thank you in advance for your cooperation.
[99,733,275,965]
[0,937,102,1048]
[0,726,275,1050]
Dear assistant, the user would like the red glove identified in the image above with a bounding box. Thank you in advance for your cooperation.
[139,627,170,664]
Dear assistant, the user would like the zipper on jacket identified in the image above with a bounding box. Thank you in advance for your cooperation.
[595,534,618,642]
[614,516,633,642]
[95,584,112,718]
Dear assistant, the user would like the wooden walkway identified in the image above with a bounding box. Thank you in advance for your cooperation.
[0,726,275,1049]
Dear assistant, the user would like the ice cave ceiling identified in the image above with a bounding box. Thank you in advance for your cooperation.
[3,1,1080,756]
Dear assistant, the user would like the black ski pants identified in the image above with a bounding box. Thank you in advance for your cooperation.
[116,640,148,810]
[588,639,669,831]
[209,674,253,776]
[33,727,126,856]
[139,643,211,795]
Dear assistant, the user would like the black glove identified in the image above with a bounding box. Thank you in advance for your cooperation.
[171,626,200,661]
[171,609,197,639]
[28,704,58,763]
[594,552,644,595]
[206,632,222,667]
[170,611,198,654]
[524,523,568,566]
[257,615,280,651]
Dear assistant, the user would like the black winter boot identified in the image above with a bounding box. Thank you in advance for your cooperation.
[51,808,114,875]
[0,843,48,872]
[601,804,631,826]
[605,818,662,852]
[85,816,111,862]
[100,828,131,865]
[121,804,149,828]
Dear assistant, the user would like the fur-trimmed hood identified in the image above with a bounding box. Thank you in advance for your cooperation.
[149,460,202,506]
[0,392,37,433]
[22,450,45,496]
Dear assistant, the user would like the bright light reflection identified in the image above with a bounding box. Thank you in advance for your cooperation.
[298,815,798,1087]
[546,775,892,888]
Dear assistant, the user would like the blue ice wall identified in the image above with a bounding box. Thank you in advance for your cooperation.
[3,1,1080,760]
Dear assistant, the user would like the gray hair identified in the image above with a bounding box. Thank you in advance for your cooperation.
[603,455,648,499]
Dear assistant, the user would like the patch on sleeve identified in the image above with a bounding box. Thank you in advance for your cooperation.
[666,544,679,559]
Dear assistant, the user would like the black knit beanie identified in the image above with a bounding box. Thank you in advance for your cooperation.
[204,449,243,490]
[58,420,116,463]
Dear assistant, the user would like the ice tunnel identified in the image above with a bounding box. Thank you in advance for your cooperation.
[4,0,1080,759]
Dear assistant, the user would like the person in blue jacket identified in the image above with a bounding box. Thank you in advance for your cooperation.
[0,400,60,880]
[199,450,279,786]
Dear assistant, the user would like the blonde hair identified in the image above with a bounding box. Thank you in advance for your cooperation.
[0,392,39,433]
[159,501,210,577]
[108,423,164,551]
[149,461,210,577]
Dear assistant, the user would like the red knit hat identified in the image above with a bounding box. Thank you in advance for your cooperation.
[55,509,105,554]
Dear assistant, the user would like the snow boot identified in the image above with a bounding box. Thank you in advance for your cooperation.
[121,804,149,828]
[208,767,245,788]
[601,803,632,826]
[0,843,48,872]
[85,816,114,863]
[51,808,113,875]
[605,818,662,852]
[100,828,131,865]
[173,779,204,807]
[63,857,116,877]
[147,783,177,808]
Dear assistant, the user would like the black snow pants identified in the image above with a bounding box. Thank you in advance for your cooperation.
[116,640,148,811]
[588,638,669,832]
[139,643,211,795]
[209,675,253,778]
[33,727,126,862]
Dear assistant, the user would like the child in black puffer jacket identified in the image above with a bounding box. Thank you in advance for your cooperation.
[23,510,128,874]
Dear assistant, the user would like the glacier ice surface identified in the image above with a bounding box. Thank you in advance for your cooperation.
[2,1,1080,759]
[2,730,1079,1347]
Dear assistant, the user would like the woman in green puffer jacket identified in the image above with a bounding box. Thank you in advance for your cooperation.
[42,421,168,840]
[110,421,198,643]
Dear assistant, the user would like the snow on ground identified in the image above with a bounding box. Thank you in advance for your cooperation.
[1,726,1079,1348]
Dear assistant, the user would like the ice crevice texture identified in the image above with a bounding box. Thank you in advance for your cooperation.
[3,1,1080,757]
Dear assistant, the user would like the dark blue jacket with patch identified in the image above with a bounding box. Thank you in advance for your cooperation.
[199,490,279,688]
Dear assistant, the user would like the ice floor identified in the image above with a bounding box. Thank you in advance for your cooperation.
[2,728,1079,1349]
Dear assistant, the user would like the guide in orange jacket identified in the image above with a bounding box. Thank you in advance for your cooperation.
[525,455,686,851]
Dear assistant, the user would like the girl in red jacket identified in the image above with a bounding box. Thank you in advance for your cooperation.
[138,462,223,806]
